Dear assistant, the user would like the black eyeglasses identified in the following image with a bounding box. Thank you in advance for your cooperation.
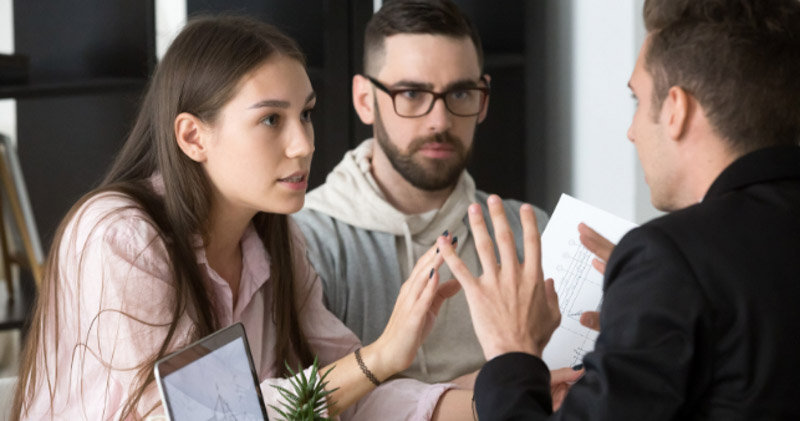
[365,75,490,118]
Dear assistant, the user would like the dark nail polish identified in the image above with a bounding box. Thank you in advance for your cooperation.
[442,230,449,237]
[429,268,435,279]
[572,364,584,371]
[451,236,458,245]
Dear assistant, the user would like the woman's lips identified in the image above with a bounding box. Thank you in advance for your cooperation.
[278,173,308,191]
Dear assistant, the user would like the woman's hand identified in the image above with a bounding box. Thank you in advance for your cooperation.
[370,234,462,378]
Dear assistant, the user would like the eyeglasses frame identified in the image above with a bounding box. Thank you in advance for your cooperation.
[365,75,491,118]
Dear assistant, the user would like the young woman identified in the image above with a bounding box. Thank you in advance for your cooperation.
[11,16,474,420]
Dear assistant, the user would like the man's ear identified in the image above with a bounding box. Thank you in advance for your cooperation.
[664,86,690,141]
[352,74,376,125]
[174,112,210,163]
[478,73,491,124]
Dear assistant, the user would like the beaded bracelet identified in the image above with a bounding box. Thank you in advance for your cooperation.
[354,347,381,386]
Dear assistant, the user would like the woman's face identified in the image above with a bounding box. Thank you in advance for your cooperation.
[201,55,316,217]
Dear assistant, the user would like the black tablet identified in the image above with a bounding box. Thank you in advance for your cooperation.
[154,322,268,421]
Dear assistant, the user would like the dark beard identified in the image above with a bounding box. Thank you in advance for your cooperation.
[374,103,472,192]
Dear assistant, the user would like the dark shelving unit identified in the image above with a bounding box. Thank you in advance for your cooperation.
[0,78,148,100]
[0,0,156,335]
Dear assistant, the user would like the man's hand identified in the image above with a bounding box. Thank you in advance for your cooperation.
[579,311,600,332]
[438,195,561,360]
[577,223,615,333]
[578,223,615,274]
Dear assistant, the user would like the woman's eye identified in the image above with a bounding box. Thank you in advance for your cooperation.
[301,108,314,122]
[261,114,280,127]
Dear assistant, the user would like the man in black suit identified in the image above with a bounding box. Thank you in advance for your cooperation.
[435,0,800,419]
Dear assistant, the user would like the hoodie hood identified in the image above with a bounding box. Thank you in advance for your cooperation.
[304,139,475,273]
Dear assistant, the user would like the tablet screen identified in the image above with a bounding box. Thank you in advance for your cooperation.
[159,333,267,420]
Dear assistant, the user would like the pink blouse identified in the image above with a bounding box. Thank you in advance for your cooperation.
[20,191,453,420]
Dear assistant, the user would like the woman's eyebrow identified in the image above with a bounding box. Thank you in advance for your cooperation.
[249,91,316,109]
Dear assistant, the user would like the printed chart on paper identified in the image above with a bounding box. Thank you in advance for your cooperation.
[540,194,637,369]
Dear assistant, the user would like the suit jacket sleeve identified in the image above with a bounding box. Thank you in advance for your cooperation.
[475,352,553,420]
[475,226,711,420]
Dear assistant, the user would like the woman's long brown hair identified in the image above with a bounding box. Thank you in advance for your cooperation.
[11,16,314,420]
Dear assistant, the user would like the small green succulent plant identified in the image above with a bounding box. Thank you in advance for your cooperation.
[270,357,338,421]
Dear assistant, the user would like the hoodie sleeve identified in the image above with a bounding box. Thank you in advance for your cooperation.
[291,210,347,316]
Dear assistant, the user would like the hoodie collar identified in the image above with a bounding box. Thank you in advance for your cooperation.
[304,139,476,241]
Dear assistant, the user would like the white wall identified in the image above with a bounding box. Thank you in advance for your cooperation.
[0,0,16,147]
[546,0,660,224]
[155,0,187,60]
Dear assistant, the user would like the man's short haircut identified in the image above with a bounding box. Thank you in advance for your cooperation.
[363,0,484,76]
[643,0,800,152]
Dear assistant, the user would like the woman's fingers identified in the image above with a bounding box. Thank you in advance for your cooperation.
[437,236,478,292]
[428,279,462,317]
[404,234,449,301]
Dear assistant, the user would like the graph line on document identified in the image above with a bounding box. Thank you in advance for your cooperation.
[554,239,603,365]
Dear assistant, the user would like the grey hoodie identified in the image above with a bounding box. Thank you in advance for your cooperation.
[293,139,549,383]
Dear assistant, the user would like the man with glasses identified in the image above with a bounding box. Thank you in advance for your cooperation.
[293,0,556,387]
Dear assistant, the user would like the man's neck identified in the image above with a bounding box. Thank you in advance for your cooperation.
[371,145,456,215]
[683,137,742,206]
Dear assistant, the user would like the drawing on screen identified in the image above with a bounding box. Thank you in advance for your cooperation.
[163,339,264,421]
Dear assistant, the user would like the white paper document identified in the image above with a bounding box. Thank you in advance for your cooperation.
[540,194,638,369]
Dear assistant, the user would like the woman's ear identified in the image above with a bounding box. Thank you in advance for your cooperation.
[174,112,209,163]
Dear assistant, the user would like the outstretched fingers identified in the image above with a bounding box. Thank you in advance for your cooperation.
[520,203,543,275]
[578,223,614,263]
[486,195,518,270]
[437,235,478,292]
[467,203,498,276]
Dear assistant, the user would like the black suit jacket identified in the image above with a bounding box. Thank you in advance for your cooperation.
[475,145,800,420]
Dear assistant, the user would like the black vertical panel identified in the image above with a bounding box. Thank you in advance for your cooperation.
[314,0,352,188]
[454,0,529,202]
[187,0,326,67]
[525,1,550,210]
[12,0,153,247]
[16,93,142,246]
[350,0,376,146]
[14,0,151,81]
[468,62,526,200]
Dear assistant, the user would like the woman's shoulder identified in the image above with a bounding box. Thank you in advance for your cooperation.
[60,190,169,267]
[70,191,158,238]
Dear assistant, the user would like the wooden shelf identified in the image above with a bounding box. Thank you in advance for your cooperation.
[0,78,148,100]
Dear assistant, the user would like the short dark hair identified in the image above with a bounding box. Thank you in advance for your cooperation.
[363,0,484,75]
[643,0,800,152]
